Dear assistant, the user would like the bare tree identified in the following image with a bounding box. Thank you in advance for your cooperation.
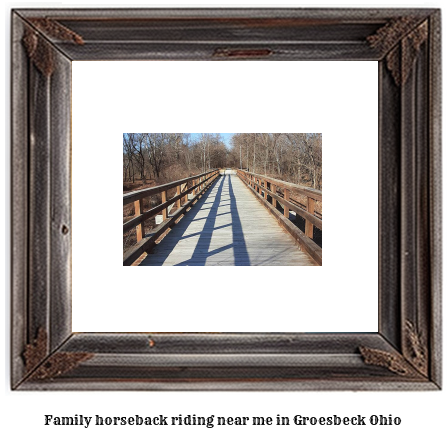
[228,132,322,189]
[123,133,144,182]
[144,133,181,178]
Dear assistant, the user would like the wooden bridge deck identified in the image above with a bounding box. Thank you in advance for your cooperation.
[139,171,315,266]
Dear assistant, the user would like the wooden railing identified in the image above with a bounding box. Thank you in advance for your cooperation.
[123,169,220,265]
[237,170,322,265]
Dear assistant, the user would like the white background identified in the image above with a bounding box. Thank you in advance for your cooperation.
[72,60,378,332]
[2,1,445,438]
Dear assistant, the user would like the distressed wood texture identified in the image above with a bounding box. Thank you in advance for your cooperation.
[11,8,441,390]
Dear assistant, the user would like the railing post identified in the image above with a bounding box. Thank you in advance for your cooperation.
[183,182,188,204]
[264,180,268,200]
[272,184,277,207]
[134,199,143,242]
[305,197,315,238]
[176,185,181,208]
[162,190,168,220]
[284,188,290,219]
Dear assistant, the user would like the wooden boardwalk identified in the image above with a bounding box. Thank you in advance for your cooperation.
[139,171,315,266]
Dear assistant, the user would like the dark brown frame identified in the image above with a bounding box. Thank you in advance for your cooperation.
[11,8,441,390]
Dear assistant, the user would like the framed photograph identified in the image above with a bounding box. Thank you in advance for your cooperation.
[11,8,441,390]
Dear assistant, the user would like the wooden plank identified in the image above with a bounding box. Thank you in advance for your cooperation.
[176,185,181,208]
[161,191,167,220]
[284,188,290,220]
[305,197,315,238]
[123,172,219,233]
[123,169,217,205]
[28,52,51,344]
[49,48,73,351]
[125,171,317,266]
[134,199,143,242]
[428,9,442,387]
[247,184,322,265]
[48,19,387,44]
[11,13,29,386]
[123,175,220,265]
[239,170,322,201]
[182,182,188,204]
[237,174,322,265]
[140,172,315,266]
[249,178,322,229]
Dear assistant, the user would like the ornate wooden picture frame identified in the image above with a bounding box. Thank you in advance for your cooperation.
[11,8,441,390]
